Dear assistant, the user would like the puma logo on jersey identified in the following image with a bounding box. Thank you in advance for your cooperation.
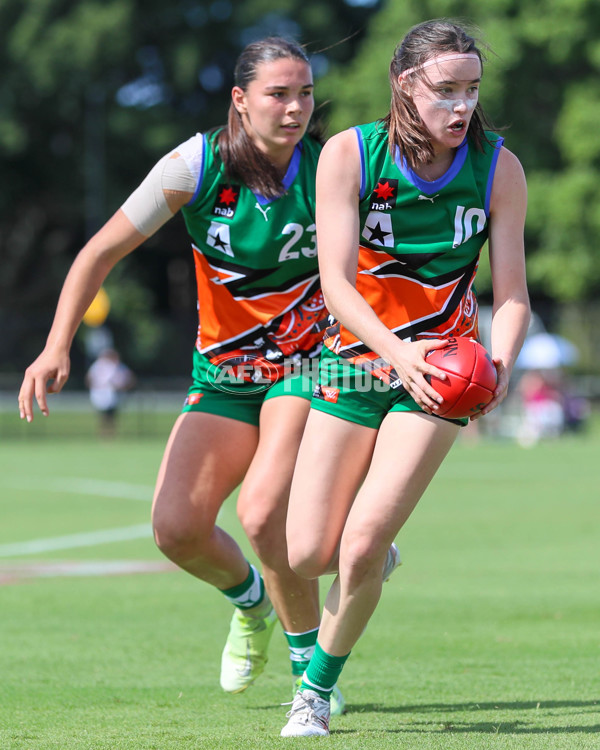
[255,203,271,221]
[418,194,439,203]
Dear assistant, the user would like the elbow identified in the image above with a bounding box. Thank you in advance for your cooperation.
[518,292,532,327]
[322,289,337,318]
[320,278,349,321]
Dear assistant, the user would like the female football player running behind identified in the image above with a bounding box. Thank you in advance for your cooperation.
[280,19,530,737]
[18,37,348,712]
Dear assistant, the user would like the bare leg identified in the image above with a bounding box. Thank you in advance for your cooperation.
[319,411,459,655]
[237,396,320,633]
[286,410,379,580]
[152,411,259,590]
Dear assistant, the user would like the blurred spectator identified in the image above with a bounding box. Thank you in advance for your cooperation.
[85,349,135,438]
[516,368,589,446]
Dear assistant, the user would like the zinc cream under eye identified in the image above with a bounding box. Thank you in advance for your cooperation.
[432,96,478,112]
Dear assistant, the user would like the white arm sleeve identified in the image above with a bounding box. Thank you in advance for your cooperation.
[120,134,204,237]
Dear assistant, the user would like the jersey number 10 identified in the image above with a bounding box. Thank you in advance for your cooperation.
[452,206,486,249]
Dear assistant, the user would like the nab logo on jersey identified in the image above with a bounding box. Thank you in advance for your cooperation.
[212,184,240,218]
[369,178,398,212]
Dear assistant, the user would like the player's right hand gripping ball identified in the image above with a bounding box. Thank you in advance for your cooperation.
[426,337,497,419]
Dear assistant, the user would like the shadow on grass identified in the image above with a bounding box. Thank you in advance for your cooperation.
[350,699,599,713]
[331,723,600,736]
[254,699,600,735]
[333,699,600,736]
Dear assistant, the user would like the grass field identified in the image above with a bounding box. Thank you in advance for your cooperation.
[1,416,599,749]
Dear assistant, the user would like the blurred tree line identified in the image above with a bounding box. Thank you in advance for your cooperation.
[0,0,382,380]
[2,0,599,382]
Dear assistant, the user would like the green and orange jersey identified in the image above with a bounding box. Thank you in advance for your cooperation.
[180,130,326,380]
[324,120,503,384]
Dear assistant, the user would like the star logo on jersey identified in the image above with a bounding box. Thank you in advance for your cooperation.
[212,183,240,218]
[207,221,234,256]
[369,178,398,211]
[361,211,394,247]
[219,185,238,205]
[374,180,395,201]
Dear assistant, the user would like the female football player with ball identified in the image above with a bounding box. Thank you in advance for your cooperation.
[280,18,530,736]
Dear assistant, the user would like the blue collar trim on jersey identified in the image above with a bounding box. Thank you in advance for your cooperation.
[395,136,468,194]
[254,141,303,206]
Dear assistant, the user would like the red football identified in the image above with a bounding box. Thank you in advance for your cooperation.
[425,337,497,419]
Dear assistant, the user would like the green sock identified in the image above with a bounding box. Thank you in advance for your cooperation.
[301,641,350,701]
[284,627,319,677]
[220,562,267,611]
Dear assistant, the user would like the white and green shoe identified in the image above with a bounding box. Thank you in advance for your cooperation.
[220,606,278,693]
[294,677,346,716]
[382,542,402,582]
[330,683,346,716]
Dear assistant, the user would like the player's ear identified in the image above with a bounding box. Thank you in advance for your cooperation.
[232,86,247,114]
[398,75,412,97]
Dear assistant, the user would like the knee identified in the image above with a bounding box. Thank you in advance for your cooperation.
[339,535,386,587]
[152,511,194,559]
[237,494,269,542]
[152,493,211,561]
[237,489,286,559]
[287,538,333,580]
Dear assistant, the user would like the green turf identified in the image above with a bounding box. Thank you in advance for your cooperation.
[1,408,178,441]
[0,420,598,748]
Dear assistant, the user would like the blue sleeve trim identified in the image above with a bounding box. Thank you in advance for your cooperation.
[484,136,504,216]
[353,127,366,200]
[186,133,207,206]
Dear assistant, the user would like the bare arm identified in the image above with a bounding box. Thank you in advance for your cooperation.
[18,185,192,421]
[478,146,530,417]
[316,132,448,413]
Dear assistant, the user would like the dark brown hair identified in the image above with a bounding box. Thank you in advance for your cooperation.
[215,37,325,198]
[384,19,495,169]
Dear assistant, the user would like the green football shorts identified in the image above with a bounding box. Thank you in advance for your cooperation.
[181,348,315,426]
[310,346,467,429]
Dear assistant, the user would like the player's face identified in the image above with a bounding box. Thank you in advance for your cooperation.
[405,55,481,156]
[232,58,314,168]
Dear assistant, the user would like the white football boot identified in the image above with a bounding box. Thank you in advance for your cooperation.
[281,689,330,737]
